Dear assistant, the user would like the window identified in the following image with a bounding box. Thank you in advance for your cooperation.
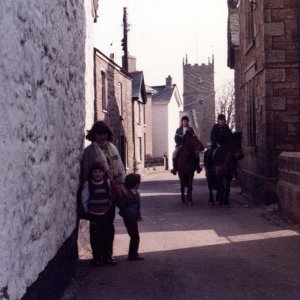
[143,103,146,124]
[247,81,256,147]
[138,102,141,123]
[245,0,255,49]
[101,71,107,111]
[139,137,142,161]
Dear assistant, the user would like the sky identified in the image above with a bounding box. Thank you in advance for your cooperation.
[94,0,233,100]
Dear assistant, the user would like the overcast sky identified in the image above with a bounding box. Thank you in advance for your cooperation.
[94,0,233,99]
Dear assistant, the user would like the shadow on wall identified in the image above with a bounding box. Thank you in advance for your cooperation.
[104,64,127,166]
[93,55,132,171]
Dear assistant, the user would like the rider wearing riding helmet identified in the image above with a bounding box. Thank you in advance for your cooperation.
[171,116,201,175]
[210,114,232,150]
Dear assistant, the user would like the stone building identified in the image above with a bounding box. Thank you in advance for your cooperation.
[183,56,215,145]
[0,1,96,299]
[227,0,300,206]
[94,49,134,171]
[151,76,183,169]
[130,71,147,172]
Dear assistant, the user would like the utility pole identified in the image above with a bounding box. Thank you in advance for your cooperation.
[122,7,129,72]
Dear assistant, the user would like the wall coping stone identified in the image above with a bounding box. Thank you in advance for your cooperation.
[280,152,300,159]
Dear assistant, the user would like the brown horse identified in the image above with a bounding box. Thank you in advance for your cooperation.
[177,132,204,205]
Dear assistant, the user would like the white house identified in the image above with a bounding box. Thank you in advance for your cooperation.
[151,76,182,169]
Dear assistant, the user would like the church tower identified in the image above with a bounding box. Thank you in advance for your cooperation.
[183,55,215,145]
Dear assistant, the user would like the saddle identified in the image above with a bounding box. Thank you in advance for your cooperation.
[212,147,229,165]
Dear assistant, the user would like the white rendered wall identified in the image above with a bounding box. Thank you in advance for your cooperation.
[152,103,168,159]
[167,96,181,169]
[84,0,96,139]
[0,1,93,299]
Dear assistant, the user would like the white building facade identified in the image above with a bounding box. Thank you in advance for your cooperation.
[152,76,182,169]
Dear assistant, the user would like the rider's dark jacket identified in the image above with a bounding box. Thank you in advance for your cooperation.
[175,126,195,147]
[210,124,232,148]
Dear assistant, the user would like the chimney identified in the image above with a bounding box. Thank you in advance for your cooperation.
[127,54,137,72]
[110,53,115,60]
[166,75,172,86]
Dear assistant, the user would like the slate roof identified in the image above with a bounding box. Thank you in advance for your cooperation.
[152,85,176,102]
[130,71,147,103]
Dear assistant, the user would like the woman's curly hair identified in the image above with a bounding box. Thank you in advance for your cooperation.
[86,121,113,142]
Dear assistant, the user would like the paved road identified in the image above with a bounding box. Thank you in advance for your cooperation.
[62,172,300,300]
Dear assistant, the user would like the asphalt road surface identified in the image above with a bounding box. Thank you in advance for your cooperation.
[62,171,300,300]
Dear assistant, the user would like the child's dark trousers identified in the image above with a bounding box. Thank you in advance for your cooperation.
[89,211,114,261]
[124,220,140,259]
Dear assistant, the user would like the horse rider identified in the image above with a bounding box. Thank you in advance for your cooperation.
[171,116,202,175]
[208,113,233,161]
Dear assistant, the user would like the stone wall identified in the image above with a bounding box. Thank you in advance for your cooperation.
[277,152,300,223]
[94,50,134,171]
[0,1,93,299]
[238,0,300,202]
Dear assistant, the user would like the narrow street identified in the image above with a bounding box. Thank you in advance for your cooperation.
[63,172,300,300]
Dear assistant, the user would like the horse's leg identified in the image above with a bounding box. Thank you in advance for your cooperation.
[214,175,221,204]
[207,174,215,205]
[216,177,225,205]
[180,179,186,203]
[209,188,214,205]
[187,175,194,206]
[224,177,231,205]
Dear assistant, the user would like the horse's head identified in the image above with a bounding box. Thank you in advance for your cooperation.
[230,132,244,161]
[182,132,204,152]
[211,132,244,167]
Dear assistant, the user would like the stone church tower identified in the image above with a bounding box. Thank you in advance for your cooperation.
[183,56,215,145]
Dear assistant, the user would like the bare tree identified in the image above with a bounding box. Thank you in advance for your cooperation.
[216,80,235,131]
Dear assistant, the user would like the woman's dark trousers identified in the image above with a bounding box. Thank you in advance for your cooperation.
[89,212,114,261]
[124,220,140,258]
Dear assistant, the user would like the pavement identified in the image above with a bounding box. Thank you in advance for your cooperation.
[62,171,300,300]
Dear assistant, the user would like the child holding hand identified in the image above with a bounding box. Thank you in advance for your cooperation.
[119,173,144,261]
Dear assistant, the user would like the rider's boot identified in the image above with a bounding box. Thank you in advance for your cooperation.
[171,158,177,175]
[196,166,202,174]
